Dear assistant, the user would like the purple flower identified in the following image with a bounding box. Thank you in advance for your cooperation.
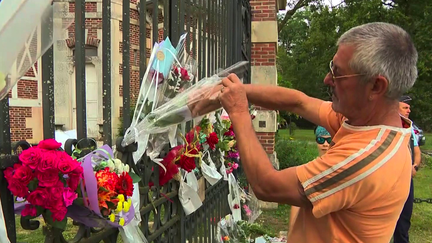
[227,151,239,159]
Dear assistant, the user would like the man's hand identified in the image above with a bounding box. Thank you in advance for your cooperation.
[219,74,249,117]
[412,165,417,177]
[188,84,223,117]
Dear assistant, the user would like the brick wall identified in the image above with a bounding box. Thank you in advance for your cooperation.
[250,0,277,21]
[251,43,276,66]
[10,107,33,142]
[250,0,278,154]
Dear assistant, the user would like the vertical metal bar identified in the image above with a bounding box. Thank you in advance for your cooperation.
[75,0,86,139]
[201,0,207,79]
[179,0,185,34]
[197,0,202,79]
[139,0,147,83]
[226,1,232,66]
[42,10,55,139]
[191,3,196,60]
[206,0,211,76]
[212,0,216,73]
[102,0,112,145]
[152,0,159,43]
[169,0,180,46]
[123,0,131,131]
[163,0,169,38]
[222,0,226,68]
[185,0,190,55]
[0,96,15,243]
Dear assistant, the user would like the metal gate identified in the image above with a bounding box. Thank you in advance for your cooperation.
[0,0,251,242]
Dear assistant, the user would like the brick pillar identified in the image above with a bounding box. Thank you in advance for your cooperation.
[249,0,283,209]
[250,0,278,155]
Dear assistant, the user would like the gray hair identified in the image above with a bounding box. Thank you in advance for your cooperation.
[337,22,418,99]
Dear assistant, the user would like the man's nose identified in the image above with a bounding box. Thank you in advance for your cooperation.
[324,73,334,86]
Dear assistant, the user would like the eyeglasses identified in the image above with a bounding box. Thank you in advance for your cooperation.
[329,60,365,83]
[316,137,332,145]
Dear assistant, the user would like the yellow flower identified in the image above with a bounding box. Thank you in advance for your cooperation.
[119,218,125,226]
[109,213,116,222]
[116,201,123,213]
[123,199,131,212]
[117,194,125,202]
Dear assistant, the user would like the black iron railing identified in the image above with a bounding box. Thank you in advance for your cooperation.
[0,0,251,242]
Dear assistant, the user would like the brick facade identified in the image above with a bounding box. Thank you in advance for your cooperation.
[250,0,278,154]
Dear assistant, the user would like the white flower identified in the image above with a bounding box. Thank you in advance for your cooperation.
[107,160,115,171]
[124,164,130,173]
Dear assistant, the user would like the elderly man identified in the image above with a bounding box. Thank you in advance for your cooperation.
[193,22,418,242]
[393,95,421,243]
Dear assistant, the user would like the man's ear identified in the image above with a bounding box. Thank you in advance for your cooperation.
[369,75,388,100]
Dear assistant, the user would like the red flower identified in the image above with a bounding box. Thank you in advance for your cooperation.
[206,132,219,150]
[57,153,80,174]
[37,151,59,174]
[27,188,49,206]
[178,152,197,172]
[38,139,62,150]
[50,206,67,222]
[116,172,134,197]
[180,68,190,80]
[4,163,34,186]
[21,204,38,217]
[19,147,42,170]
[36,169,60,188]
[6,178,29,198]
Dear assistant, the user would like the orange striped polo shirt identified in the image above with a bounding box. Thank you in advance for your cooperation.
[288,102,412,243]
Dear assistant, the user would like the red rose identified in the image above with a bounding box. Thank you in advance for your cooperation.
[180,68,190,80]
[19,147,42,170]
[206,132,219,150]
[27,188,49,206]
[50,206,67,222]
[37,169,60,188]
[7,178,29,198]
[173,67,179,76]
[57,153,80,174]
[4,163,34,185]
[67,174,81,191]
[37,151,59,173]
[38,139,62,150]
[21,204,38,217]
[116,172,134,197]
[45,183,65,209]
[178,155,196,172]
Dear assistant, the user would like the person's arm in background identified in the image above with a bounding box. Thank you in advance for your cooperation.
[411,128,421,176]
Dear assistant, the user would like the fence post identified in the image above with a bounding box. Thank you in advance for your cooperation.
[0,98,16,243]
[75,0,87,139]
[102,0,112,146]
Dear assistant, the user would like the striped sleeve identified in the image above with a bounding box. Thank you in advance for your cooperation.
[296,129,406,218]
[318,102,345,137]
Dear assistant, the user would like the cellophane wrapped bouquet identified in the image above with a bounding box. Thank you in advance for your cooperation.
[67,145,141,228]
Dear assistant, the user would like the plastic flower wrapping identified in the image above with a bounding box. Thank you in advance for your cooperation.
[0,0,73,99]
[10,139,83,230]
[66,145,141,228]
[126,33,198,164]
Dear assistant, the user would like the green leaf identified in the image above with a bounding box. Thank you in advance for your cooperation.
[27,179,38,191]
[105,201,116,209]
[74,198,85,206]
[99,186,110,192]
[43,210,67,230]
[129,172,142,183]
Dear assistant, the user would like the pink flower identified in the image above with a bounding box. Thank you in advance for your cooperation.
[6,178,29,198]
[19,147,42,170]
[63,187,77,207]
[57,153,80,174]
[27,188,49,206]
[21,204,38,217]
[38,139,62,150]
[232,163,239,170]
[180,68,190,80]
[227,151,239,159]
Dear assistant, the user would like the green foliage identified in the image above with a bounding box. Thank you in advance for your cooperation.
[275,139,318,169]
[277,0,432,130]
[117,106,136,138]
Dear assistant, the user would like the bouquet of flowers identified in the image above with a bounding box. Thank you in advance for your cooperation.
[122,61,249,148]
[67,145,141,228]
[6,139,83,230]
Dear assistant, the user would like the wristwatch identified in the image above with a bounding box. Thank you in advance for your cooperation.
[414,165,419,171]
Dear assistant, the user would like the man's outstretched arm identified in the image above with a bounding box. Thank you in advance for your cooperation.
[244,84,324,126]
